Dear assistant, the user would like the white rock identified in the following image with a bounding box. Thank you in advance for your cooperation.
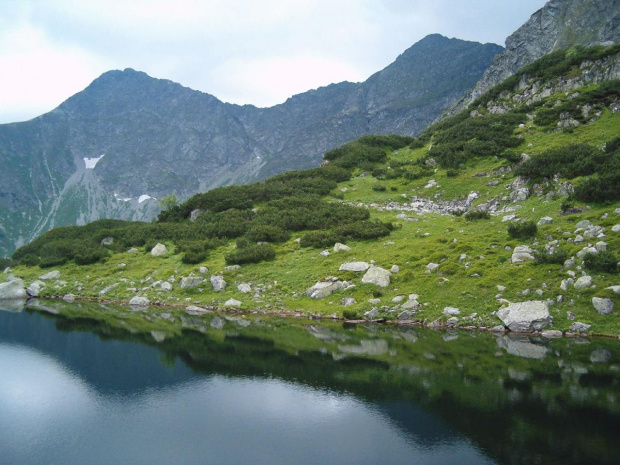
[307,280,345,299]
[612,224,620,232]
[224,265,241,272]
[26,280,45,297]
[538,216,553,226]
[426,263,439,271]
[574,276,593,289]
[150,243,167,256]
[62,294,76,302]
[237,283,252,293]
[443,307,461,317]
[390,265,400,273]
[576,220,593,229]
[0,279,27,300]
[186,305,211,315]
[364,308,380,319]
[210,275,227,292]
[342,297,357,306]
[496,301,551,332]
[392,295,405,303]
[595,241,607,252]
[576,246,597,259]
[160,282,173,291]
[198,266,208,274]
[592,297,614,315]
[224,299,242,308]
[569,322,591,332]
[497,285,506,292]
[320,250,330,257]
[39,270,60,280]
[361,266,391,287]
[339,262,370,272]
[180,276,203,289]
[129,296,150,307]
[605,285,620,294]
[333,243,351,252]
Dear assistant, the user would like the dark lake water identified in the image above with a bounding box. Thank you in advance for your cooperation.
[0,300,619,465]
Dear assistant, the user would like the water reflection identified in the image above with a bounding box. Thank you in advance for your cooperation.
[0,301,619,465]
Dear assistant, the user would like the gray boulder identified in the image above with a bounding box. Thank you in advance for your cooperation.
[341,297,357,306]
[398,310,416,320]
[511,245,535,263]
[443,307,460,317]
[592,297,614,315]
[150,243,168,257]
[339,261,370,272]
[224,299,242,308]
[306,280,345,299]
[574,275,593,289]
[497,301,551,332]
[185,305,211,315]
[237,283,252,293]
[160,282,173,291]
[26,280,46,297]
[210,275,227,292]
[0,278,27,300]
[333,243,351,252]
[39,270,60,280]
[180,276,203,289]
[129,296,150,307]
[537,216,553,226]
[569,322,591,333]
[362,266,391,287]
[364,308,380,319]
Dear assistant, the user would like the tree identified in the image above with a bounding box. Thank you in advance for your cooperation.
[159,193,178,212]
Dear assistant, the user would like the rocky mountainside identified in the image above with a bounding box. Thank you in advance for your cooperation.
[442,0,620,118]
[0,34,502,257]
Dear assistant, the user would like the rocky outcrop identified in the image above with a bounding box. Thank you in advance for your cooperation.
[0,278,27,300]
[497,301,551,332]
[444,0,620,117]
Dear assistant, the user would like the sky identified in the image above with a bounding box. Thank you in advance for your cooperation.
[0,0,547,124]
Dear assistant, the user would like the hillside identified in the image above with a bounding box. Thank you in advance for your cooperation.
[2,45,620,336]
[0,34,502,257]
[443,0,620,119]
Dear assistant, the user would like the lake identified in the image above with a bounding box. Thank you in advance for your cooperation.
[0,299,618,465]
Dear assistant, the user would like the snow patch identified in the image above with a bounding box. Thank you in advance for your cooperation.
[138,195,155,203]
[114,193,132,202]
[84,154,105,169]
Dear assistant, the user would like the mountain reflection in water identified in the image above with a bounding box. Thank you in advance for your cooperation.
[0,300,618,465]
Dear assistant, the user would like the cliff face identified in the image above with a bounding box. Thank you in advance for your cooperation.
[442,0,620,118]
[0,35,502,256]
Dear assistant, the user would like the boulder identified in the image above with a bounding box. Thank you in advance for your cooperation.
[0,278,27,300]
[306,280,345,299]
[574,275,593,289]
[426,263,439,271]
[496,301,551,332]
[364,308,380,319]
[511,245,535,263]
[198,266,208,274]
[224,265,241,272]
[150,243,168,256]
[576,220,593,229]
[398,310,416,320]
[39,270,60,280]
[537,216,553,226]
[612,224,620,232]
[390,265,400,273]
[576,246,597,259]
[185,305,211,315]
[339,261,370,272]
[400,298,420,310]
[224,299,242,308]
[210,275,227,292]
[592,297,614,315]
[443,307,461,317]
[62,294,76,302]
[333,243,351,252]
[237,283,252,293]
[606,285,620,294]
[569,322,591,333]
[341,297,356,306]
[180,276,203,289]
[160,282,173,291]
[26,280,46,297]
[129,296,150,307]
[361,266,391,287]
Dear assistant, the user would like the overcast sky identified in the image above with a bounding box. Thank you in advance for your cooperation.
[0,0,547,124]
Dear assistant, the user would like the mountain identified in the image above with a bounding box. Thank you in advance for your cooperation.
[442,0,620,118]
[0,34,502,256]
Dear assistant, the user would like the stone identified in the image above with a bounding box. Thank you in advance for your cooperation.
[569,322,591,333]
[0,278,27,300]
[496,301,551,332]
[392,295,405,303]
[128,247,139,253]
[339,261,370,272]
[400,298,420,310]
[185,305,211,315]
[511,245,534,263]
[595,241,607,252]
[361,266,391,287]
[180,276,203,289]
[117,263,126,268]
[210,275,227,292]
[39,270,60,280]
[198,266,208,274]
[368,298,381,304]
[150,243,167,256]
[129,296,150,307]
[320,250,330,257]
[576,246,597,259]
[26,280,45,297]
[100,236,114,246]
[590,349,612,363]
[574,275,593,289]
[333,243,351,252]
[612,224,620,232]
[224,299,242,308]
[306,280,346,299]
[537,216,553,226]
[446,317,459,326]
[606,285,620,294]
[98,283,119,296]
[390,265,400,273]
[62,294,76,302]
[398,310,416,320]
[576,220,593,229]
[443,307,461,317]
[237,283,252,293]
[541,330,563,338]
[364,308,380,319]
[592,297,614,315]
[160,282,173,291]
[341,297,357,306]
[497,285,506,292]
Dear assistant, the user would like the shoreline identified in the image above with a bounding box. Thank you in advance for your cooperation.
[12,294,619,340]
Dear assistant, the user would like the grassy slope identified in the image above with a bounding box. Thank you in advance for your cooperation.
[7,49,620,336]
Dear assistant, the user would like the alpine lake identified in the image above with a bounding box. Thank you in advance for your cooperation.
[1,299,618,465]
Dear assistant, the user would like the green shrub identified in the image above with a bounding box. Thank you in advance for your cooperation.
[74,247,108,266]
[534,247,569,265]
[343,309,361,320]
[299,231,341,248]
[245,225,290,243]
[574,173,620,203]
[335,221,392,240]
[372,184,387,192]
[20,254,40,267]
[181,251,208,264]
[508,221,537,239]
[584,251,619,274]
[225,244,276,265]
[39,256,68,268]
[464,211,490,221]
